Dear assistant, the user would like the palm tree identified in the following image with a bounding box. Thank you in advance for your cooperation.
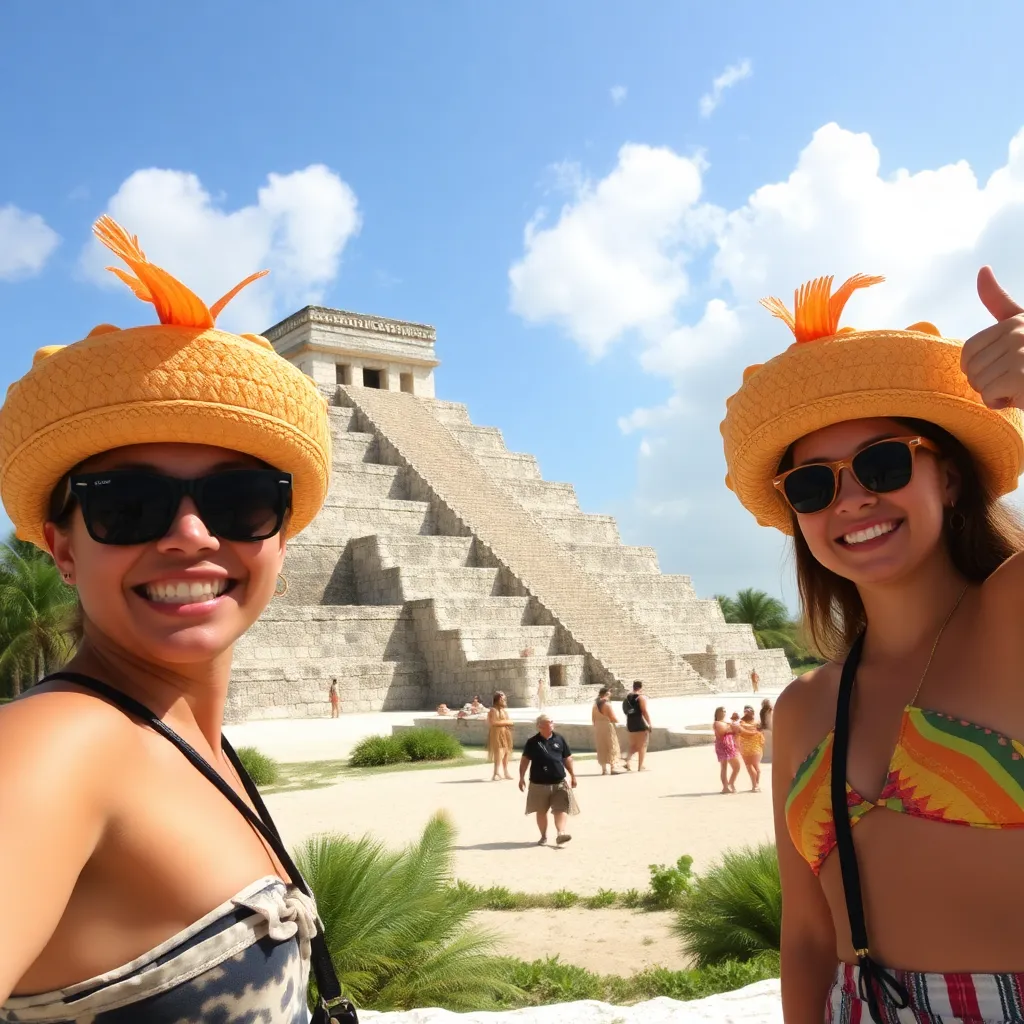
[0,535,78,698]
[716,588,815,664]
[296,812,521,1011]
[674,843,781,967]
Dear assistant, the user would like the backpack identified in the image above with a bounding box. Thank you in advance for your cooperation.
[623,693,639,717]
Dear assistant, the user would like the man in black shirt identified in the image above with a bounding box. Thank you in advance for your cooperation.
[518,715,578,845]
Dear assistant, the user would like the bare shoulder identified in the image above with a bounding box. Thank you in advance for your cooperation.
[981,547,1024,615]
[772,662,840,775]
[0,686,140,794]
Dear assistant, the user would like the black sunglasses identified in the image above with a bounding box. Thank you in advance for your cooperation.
[67,469,292,546]
[773,436,940,516]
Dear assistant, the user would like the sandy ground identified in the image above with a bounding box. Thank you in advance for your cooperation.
[265,745,773,894]
[226,689,782,763]
[265,743,773,970]
[471,908,689,974]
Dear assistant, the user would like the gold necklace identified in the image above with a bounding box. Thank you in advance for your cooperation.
[908,583,970,707]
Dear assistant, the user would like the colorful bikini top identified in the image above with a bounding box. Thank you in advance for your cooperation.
[786,705,1024,875]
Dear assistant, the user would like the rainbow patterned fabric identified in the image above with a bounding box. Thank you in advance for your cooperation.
[786,706,1024,875]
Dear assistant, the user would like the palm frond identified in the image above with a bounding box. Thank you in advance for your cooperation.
[674,843,781,969]
[295,812,522,1011]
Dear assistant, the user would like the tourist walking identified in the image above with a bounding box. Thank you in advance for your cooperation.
[519,715,578,845]
[591,686,623,775]
[622,679,652,771]
[759,698,774,764]
[735,706,765,792]
[713,707,741,794]
[750,668,760,693]
[0,217,351,1022]
[329,679,340,718]
[486,691,514,781]
[722,269,1024,1021]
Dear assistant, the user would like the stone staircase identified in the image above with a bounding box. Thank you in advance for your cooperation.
[227,385,790,721]
[345,385,720,698]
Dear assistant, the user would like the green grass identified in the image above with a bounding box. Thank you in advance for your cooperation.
[493,953,779,1007]
[261,754,485,794]
[235,746,280,787]
[456,856,694,912]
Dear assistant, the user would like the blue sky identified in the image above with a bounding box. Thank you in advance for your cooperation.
[3,1,1024,607]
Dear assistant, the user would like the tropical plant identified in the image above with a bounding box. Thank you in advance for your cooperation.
[398,727,463,761]
[674,843,781,968]
[348,734,410,768]
[715,588,819,666]
[0,535,79,698]
[296,812,520,1011]
[236,746,280,786]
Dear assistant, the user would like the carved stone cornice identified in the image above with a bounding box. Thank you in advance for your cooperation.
[265,306,436,345]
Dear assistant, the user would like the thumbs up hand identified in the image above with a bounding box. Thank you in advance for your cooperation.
[961,267,1024,410]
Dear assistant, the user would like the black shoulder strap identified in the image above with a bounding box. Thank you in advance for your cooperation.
[41,672,356,1024]
[831,639,908,1022]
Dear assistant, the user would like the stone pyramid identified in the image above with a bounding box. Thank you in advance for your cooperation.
[227,307,791,721]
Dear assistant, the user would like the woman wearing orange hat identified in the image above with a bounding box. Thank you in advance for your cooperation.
[722,270,1024,1022]
[0,219,353,1022]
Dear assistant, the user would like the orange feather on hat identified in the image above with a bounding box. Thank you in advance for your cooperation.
[93,214,269,329]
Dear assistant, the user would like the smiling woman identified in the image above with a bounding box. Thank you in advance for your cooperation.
[721,272,1024,1023]
[0,218,355,1022]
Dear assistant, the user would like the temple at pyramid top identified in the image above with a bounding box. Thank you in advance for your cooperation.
[265,305,439,397]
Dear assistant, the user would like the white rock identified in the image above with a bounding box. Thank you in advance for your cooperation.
[358,980,782,1023]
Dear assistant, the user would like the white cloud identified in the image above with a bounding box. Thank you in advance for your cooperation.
[510,122,1024,600]
[610,85,628,107]
[80,165,361,331]
[509,144,713,358]
[0,205,60,280]
[698,59,752,119]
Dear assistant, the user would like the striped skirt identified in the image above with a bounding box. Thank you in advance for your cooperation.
[827,962,1024,1022]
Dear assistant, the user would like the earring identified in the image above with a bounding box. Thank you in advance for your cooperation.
[61,572,73,584]
[947,507,967,534]
[274,574,289,598]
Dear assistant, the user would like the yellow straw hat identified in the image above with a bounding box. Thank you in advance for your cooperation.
[0,216,331,548]
[721,274,1024,534]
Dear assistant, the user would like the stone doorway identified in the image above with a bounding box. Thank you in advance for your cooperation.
[548,664,566,688]
[363,367,384,389]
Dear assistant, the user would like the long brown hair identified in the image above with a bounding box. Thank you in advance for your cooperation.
[787,418,1024,660]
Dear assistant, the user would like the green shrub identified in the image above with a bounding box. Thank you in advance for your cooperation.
[398,727,464,761]
[675,843,781,968]
[297,813,521,1011]
[552,889,579,908]
[582,889,618,909]
[235,746,280,787]
[349,734,411,768]
[647,854,693,909]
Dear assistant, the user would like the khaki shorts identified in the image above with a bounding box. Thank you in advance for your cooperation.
[525,781,577,815]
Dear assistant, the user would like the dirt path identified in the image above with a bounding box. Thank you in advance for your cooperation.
[471,908,689,974]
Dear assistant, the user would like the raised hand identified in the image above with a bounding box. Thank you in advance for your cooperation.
[961,267,1024,410]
